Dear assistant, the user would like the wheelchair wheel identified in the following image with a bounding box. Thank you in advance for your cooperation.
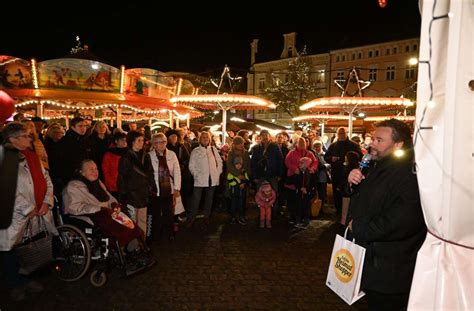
[90,270,107,287]
[53,224,91,282]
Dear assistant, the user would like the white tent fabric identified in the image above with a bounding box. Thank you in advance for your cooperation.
[409,0,474,310]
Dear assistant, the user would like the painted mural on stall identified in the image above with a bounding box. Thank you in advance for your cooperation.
[125,68,175,99]
[0,56,33,89]
[37,58,120,92]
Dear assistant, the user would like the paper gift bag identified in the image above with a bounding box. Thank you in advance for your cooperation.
[326,228,366,305]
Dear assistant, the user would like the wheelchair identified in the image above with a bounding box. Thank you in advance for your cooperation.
[52,197,153,287]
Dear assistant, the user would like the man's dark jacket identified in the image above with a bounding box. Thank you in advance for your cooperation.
[56,129,92,191]
[117,149,151,208]
[349,152,426,294]
[250,142,284,180]
[324,139,362,187]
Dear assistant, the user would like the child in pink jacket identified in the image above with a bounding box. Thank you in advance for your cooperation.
[255,181,276,228]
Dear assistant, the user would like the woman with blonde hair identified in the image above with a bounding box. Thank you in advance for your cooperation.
[186,131,223,227]
[87,120,112,178]
[21,120,49,170]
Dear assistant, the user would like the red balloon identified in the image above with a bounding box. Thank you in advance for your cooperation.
[0,90,15,123]
[379,0,387,8]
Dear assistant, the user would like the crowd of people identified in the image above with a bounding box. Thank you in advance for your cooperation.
[0,114,426,309]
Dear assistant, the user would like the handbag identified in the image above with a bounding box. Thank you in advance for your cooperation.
[326,227,366,305]
[15,216,53,275]
[174,195,185,215]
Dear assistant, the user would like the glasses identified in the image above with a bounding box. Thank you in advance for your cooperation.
[14,134,30,139]
[154,141,167,144]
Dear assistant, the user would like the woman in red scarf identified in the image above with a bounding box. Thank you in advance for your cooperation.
[0,122,55,301]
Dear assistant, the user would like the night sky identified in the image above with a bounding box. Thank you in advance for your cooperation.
[2,1,421,76]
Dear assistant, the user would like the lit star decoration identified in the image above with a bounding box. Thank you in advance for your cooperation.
[334,67,372,97]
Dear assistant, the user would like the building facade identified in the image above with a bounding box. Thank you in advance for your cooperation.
[247,34,420,127]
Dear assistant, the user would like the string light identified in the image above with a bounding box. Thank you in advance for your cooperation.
[413,0,450,147]
[120,65,125,94]
[31,59,39,89]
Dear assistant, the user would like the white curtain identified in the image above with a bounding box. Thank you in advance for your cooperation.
[409,0,474,310]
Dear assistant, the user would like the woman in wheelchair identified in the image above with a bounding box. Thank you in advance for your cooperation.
[62,159,150,260]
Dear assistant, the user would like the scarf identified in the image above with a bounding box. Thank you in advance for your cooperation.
[77,175,109,202]
[21,148,47,211]
[156,150,172,197]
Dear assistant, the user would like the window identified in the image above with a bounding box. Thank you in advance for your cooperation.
[405,45,410,52]
[316,70,325,83]
[369,68,377,81]
[336,71,345,80]
[386,66,395,80]
[393,47,398,54]
[342,55,346,61]
[375,50,379,57]
[386,48,390,55]
[405,65,417,79]
[368,51,373,58]
[358,52,362,59]
[258,77,265,89]
[413,44,418,51]
[336,56,340,62]
[352,53,356,60]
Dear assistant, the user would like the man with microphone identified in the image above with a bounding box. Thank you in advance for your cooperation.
[347,119,426,310]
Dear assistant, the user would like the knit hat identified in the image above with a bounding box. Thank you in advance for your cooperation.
[299,157,312,169]
[165,129,179,138]
[259,181,272,192]
[233,156,243,165]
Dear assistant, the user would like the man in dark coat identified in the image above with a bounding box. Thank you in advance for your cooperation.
[250,130,284,192]
[53,117,92,192]
[347,119,427,310]
[324,127,362,214]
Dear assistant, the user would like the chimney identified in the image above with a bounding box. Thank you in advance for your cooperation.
[250,39,259,66]
[280,32,297,59]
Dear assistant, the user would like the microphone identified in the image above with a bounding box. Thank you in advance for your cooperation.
[358,153,372,176]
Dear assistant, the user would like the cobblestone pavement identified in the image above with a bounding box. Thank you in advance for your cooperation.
[1,206,368,311]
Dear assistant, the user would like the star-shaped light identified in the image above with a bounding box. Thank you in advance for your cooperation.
[334,67,371,97]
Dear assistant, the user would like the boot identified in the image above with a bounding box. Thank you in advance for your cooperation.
[266,219,272,228]
[259,220,265,228]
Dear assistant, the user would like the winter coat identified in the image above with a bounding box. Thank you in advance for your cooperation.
[250,142,284,180]
[286,170,317,198]
[44,137,63,193]
[314,151,330,183]
[324,139,362,186]
[226,149,251,179]
[102,147,127,192]
[117,149,151,208]
[148,149,181,197]
[255,186,276,208]
[188,145,223,187]
[0,152,56,251]
[56,129,92,190]
[284,148,318,190]
[167,142,192,195]
[87,133,112,177]
[349,152,427,294]
[63,179,117,215]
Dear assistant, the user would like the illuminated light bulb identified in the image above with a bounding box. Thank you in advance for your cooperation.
[427,101,436,108]
[448,12,454,18]
[432,125,438,131]
[409,58,418,65]
[394,149,405,158]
